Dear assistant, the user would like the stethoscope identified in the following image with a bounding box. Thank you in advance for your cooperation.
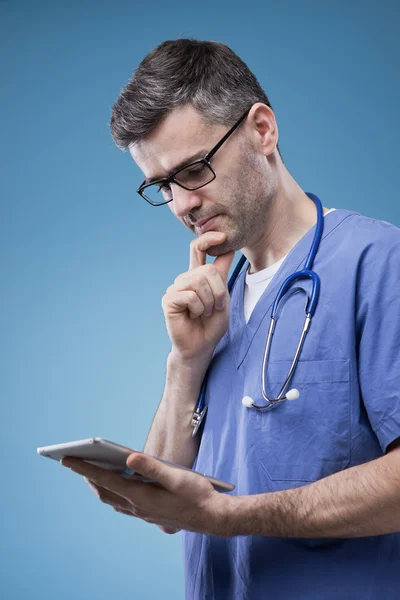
[191,192,324,437]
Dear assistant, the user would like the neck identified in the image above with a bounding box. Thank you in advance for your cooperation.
[243,166,328,274]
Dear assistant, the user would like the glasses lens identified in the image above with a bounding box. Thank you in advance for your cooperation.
[174,161,215,190]
[141,182,172,206]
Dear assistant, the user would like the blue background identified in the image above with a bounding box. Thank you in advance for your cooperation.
[1,1,399,598]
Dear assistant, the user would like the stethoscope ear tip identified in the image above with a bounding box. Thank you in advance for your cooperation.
[242,396,254,408]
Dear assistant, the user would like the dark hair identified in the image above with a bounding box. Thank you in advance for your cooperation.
[110,38,280,156]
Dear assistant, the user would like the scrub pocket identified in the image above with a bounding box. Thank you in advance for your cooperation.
[247,358,350,483]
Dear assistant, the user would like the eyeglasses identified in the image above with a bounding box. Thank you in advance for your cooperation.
[137,108,251,206]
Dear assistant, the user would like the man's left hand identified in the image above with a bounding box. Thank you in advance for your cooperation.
[60,453,233,536]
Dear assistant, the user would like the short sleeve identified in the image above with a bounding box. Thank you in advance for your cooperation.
[356,221,400,453]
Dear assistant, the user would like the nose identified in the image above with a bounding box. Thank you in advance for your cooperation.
[170,183,202,219]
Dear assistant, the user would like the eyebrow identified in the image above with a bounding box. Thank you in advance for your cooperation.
[143,149,209,185]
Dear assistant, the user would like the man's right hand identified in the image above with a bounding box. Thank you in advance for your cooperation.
[161,231,235,362]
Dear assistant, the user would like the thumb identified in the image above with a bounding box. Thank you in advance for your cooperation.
[126,453,186,493]
[212,250,236,285]
[158,525,182,535]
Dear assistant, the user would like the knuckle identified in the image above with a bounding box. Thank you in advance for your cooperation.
[192,273,204,288]
[187,290,199,303]
[175,272,193,287]
[204,264,217,276]
[162,288,173,303]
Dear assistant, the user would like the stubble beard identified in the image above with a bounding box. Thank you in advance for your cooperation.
[206,167,276,258]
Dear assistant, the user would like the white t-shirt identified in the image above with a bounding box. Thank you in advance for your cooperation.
[244,209,336,323]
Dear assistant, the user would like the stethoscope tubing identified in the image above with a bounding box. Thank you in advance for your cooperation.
[191,192,323,436]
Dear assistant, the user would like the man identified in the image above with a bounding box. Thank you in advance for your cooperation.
[62,39,400,598]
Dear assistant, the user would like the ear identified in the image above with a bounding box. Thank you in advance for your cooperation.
[247,102,279,158]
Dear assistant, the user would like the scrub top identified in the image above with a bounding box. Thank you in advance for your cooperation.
[183,208,400,599]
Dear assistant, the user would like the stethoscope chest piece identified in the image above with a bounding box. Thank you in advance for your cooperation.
[191,406,208,437]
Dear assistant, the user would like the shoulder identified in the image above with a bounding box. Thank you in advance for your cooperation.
[333,210,400,262]
[339,210,400,240]
[352,212,400,239]
[344,213,400,302]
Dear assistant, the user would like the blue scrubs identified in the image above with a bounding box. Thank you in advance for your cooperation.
[183,208,400,599]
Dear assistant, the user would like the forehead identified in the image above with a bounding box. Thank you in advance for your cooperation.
[129,105,223,179]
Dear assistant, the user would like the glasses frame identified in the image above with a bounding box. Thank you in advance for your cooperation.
[137,107,251,206]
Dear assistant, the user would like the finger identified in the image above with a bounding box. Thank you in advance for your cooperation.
[84,478,132,511]
[201,264,229,310]
[213,250,236,285]
[114,508,136,517]
[189,232,226,270]
[84,477,101,495]
[158,525,181,535]
[126,453,179,493]
[173,272,215,317]
[126,453,202,495]
[162,289,206,318]
[61,458,131,498]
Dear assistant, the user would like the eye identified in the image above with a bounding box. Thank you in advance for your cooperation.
[159,183,172,199]
[187,164,206,176]
[177,163,207,183]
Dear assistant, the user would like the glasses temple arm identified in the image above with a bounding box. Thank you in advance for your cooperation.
[205,109,250,161]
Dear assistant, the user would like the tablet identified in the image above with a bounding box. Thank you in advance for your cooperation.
[37,437,235,493]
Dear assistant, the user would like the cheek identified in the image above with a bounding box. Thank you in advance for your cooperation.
[201,177,232,209]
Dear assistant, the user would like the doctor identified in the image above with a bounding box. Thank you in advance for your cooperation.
[62,39,400,598]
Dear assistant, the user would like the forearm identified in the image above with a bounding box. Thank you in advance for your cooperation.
[224,449,400,538]
[143,351,210,468]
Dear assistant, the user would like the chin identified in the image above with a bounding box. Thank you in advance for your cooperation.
[206,239,236,257]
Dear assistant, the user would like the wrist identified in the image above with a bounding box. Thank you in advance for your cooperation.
[207,492,245,538]
[162,351,212,416]
[167,349,213,383]
[208,493,267,538]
